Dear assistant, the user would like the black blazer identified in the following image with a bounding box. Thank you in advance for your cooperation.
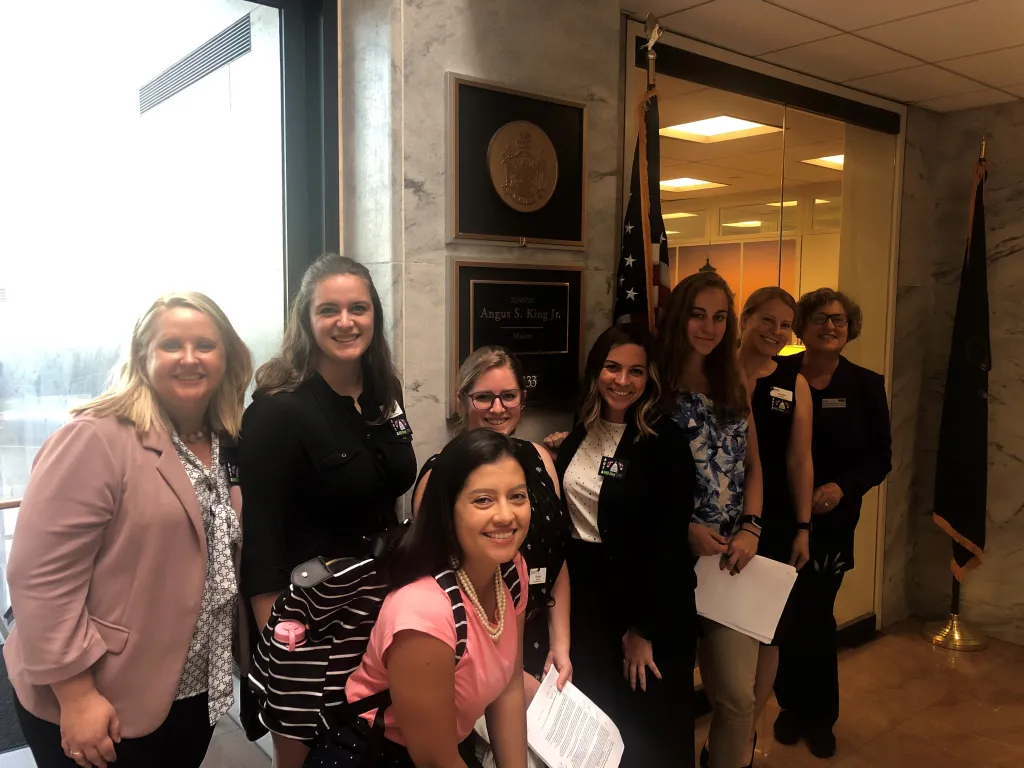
[555,416,696,646]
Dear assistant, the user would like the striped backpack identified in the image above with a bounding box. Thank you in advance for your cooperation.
[248,543,523,755]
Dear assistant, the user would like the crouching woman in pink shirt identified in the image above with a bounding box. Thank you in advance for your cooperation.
[342,429,530,768]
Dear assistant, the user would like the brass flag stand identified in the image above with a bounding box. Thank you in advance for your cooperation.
[922,576,986,651]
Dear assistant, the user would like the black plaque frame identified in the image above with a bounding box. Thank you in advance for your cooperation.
[452,261,584,409]
[447,74,588,249]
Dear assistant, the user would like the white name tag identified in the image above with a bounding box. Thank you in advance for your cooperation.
[529,567,547,586]
[822,398,847,409]
[770,387,793,402]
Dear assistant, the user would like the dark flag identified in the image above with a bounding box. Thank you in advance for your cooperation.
[933,158,990,580]
[614,88,670,331]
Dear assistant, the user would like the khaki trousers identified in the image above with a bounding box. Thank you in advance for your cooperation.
[699,617,760,768]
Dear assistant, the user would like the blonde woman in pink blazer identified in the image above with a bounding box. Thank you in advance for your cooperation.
[4,292,252,768]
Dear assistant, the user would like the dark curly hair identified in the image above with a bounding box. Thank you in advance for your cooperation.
[794,288,863,342]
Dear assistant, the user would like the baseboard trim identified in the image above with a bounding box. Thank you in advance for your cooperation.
[837,612,877,648]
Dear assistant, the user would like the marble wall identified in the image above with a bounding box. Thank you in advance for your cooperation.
[394,0,623,465]
[886,101,1024,645]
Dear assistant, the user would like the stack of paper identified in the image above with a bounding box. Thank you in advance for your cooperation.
[526,667,623,768]
[694,555,798,644]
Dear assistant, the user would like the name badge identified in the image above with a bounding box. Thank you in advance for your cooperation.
[599,456,628,480]
[529,567,547,586]
[220,446,241,485]
[822,398,847,409]
[389,416,412,437]
[770,387,794,414]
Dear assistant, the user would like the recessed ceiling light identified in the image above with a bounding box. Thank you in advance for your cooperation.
[722,220,762,228]
[663,212,698,219]
[659,116,782,144]
[815,198,831,204]
[766,200,798,208]
[801,155,844,171]
[664,230,680,235]
[660,177,728,192]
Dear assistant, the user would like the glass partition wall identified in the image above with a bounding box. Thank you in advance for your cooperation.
[630,62,899,628]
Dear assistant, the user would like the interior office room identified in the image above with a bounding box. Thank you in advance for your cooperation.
[1,0,1023,766]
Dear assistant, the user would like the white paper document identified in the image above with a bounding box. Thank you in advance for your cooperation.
[694,555,798,644]
[526,666,624,768]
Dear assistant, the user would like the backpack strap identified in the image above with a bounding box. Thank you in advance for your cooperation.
[434,570,469,663]
[500,559,524,609]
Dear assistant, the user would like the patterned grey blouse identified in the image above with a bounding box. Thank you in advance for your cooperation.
[172,432,241,726]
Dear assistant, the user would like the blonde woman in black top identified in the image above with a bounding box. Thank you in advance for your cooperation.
[734,287,813,767]
[239,254,417,768]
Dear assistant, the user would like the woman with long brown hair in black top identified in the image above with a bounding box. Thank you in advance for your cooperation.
[239,254,417,768]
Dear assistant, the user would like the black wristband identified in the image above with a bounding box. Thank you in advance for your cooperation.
[736,514,762,532]
[795,521,812,531]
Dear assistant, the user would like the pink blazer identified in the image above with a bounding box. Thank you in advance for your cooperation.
[3,413,243,738]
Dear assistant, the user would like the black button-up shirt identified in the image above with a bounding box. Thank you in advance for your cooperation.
[239,373,417,597]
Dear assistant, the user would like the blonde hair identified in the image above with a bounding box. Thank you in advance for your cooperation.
[71,292,253,437]
[454,346,525,432]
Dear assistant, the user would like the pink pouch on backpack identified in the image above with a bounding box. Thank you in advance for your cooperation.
[274,620,307,651]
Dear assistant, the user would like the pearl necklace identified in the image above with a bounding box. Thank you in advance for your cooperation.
[455,567,505,642]
[183,429,205,444]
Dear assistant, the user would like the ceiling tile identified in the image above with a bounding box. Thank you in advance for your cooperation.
[939,45,1024,87]
[765,0,976,31]
[845,65,980,102]
[915,88,1020,112]
[760,34,918,81]
[620,0,711,17]
[857,0,1024,62]
[1006,84,1024,98]
[660,0,837,56]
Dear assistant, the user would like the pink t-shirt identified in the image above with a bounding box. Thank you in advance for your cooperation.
[345,554,528,745]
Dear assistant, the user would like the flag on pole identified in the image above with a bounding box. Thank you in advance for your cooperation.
[614,88,670,332]
[933,157,990,580]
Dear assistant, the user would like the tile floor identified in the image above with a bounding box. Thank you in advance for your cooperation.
[708,620,1024,768]
[1,620,1020,767]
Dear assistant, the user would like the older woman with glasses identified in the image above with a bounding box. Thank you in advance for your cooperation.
[771,288,891,760]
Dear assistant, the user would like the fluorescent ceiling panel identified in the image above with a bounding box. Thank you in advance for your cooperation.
[659,116,782,144]
[660,177,728,192]
[800,154,844,171]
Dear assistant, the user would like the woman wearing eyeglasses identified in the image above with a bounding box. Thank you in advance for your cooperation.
[413,347,572,703]
[771,289,891,759]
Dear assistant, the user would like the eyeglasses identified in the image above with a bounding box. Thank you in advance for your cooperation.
[810,312,848,328]
[466,389,523,410]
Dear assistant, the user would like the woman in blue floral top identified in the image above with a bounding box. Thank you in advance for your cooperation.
[657,272,764,768]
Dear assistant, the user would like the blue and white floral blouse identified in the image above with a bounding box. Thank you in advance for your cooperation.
[671,392,748,535]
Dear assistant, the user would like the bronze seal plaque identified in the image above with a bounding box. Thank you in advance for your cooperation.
[486,121,559,213]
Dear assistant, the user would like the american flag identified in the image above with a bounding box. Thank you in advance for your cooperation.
[614,88,670,332]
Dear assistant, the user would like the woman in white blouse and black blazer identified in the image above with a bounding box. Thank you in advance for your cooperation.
[554,324,697,768]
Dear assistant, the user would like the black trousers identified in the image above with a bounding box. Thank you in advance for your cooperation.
[774,566,845,728]
[567,539,696,768]
[15,692,216,768]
